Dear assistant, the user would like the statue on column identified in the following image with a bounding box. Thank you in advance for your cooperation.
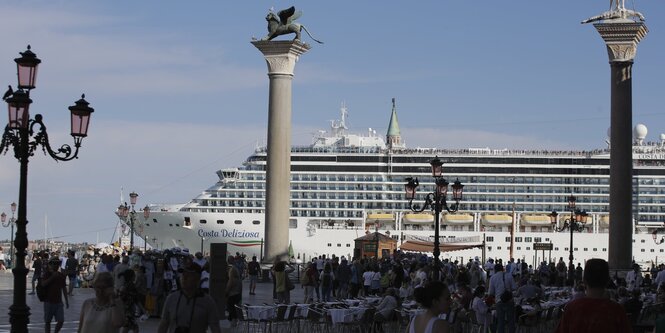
[582,0,645,24]
[261,6,323,44]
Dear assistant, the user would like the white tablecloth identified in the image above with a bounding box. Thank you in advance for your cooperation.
[328,307,367,324]
[246,305,276,320]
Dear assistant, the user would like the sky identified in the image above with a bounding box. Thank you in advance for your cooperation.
[0,1,664,245]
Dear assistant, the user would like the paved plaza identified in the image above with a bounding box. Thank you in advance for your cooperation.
[0,271,300,332]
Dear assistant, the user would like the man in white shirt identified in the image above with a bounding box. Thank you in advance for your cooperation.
[625,264,643,291]
[488,263,516,333]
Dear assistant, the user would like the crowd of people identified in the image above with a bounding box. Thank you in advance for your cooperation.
[281,252,665,333]
[30,247,224,333]
[26,245,665,333]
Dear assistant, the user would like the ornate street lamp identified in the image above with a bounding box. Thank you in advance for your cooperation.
[1,202,17,268]
[548,194,588,284]
[0,46,94,332]
[116,192,149,253]
[404,156,463,278]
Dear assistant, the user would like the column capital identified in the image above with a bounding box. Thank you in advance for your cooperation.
[252,40,311,75]
[593,22,648,62]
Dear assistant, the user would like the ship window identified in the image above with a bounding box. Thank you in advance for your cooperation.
[184,217,191,226]
[641,239,645,243]
[252,220,260,225]
[525,237,532,242]
[534,237,542,242]
[234,220,242,225]
[526,247,530,250]
[153,218,158,223]
[217,220,224,224]
[347,244,351,247]
[545,238,550,242]
[327,243,332,247]
[574,248,578,251]
[564,248,569,251]
[169,224,173,227]
[200,220,207,224]
[593,248,597,251]
[497,247,502,250]
[661,249,664,252]
[515,237,522,242]
[651,249,655,252]
[486,236,494,242]
[517,247,521,250]
[603,248,607,252]
[289,219,298,229]
[505,237,511,242]
[146,224,150,227]
[555,247,559,251]
[641,249,645,252]
[337,244,341,247]
[583,248,588,251]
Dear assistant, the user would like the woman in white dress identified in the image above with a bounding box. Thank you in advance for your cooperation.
[78,272,125,333]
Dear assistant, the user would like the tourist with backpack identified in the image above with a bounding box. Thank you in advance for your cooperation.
[301,263,317,303]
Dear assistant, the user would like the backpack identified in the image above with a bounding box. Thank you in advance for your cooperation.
[321,272,332,288]
[300,270,311,285]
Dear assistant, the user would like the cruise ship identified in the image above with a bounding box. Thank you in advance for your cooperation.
[117,101,665,266]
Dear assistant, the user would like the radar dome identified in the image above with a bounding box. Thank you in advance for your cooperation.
[634,124,648,140]
[661,133,665,141]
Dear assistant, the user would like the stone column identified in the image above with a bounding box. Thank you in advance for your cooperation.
[252,40,310,263]
[592,21,647,273]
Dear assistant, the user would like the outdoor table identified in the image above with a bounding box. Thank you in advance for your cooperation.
[327,306,367,324]
[246,305,276,320]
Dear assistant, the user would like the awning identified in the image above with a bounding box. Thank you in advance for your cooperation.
[399,240,483,253]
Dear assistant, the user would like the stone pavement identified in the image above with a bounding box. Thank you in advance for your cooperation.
[0,272,305,332]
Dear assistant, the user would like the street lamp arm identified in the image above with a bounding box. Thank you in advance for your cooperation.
[407,193,435,213]
[31,115,81,162]
[0,125,19,157]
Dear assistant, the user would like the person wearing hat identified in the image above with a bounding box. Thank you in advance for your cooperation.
[41,257,69,333]
[157,262,221,333]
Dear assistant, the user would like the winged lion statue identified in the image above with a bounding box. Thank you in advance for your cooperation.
[262,6,323,44]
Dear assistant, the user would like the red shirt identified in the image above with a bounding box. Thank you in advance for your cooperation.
[555,297,631,333]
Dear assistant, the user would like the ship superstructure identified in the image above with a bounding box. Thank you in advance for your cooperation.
[119,102,665,265]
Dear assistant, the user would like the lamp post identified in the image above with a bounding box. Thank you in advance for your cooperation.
[116,193,150,253]
[0,46,94,333]
[1,202,17,268]
[404,156,463,279]
[548,195,588,284]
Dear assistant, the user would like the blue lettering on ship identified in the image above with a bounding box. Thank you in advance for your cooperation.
[198,229,260,239]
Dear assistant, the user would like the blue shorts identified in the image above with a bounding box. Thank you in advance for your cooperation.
[43,302,64,323]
